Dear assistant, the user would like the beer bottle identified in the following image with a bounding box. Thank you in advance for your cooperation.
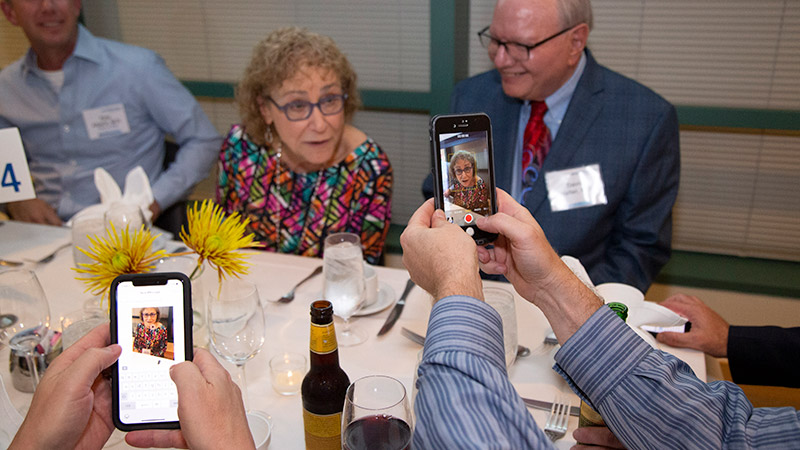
[578,302,629,429]
[302,300,350,449]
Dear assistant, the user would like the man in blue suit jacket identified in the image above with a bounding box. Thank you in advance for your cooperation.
[426,0,679,291]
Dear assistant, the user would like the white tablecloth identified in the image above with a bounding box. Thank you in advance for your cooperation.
[0,220,705,449]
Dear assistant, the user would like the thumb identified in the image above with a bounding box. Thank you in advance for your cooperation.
[62,344,121,390]
[430,209,450,228]
[169,359,206,395]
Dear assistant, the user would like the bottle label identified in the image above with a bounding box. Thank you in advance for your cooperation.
[303,409,342,449]
[310,322,338,354]
[578,401,605,428]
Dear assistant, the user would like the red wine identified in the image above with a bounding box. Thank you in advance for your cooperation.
[343,415,411,450]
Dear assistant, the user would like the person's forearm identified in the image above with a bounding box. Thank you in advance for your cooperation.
[414,296,547,448]
[555,308,800,449]
[522,261,603,344]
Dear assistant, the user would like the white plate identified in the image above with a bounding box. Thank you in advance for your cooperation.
[353,282,396,316]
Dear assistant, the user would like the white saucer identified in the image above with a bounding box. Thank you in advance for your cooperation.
[353,282,396,316]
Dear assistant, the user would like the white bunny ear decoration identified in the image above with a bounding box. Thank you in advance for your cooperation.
[93,167,122,205]
[121,166,154,211]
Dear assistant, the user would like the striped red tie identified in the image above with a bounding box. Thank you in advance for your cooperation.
[521,101,551,190]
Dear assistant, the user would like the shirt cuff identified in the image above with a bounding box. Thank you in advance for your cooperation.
[553,306,652,407]
[424,295,507,373]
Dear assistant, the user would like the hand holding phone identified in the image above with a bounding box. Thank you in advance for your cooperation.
[430,113,498,245]
[110,272,192,430]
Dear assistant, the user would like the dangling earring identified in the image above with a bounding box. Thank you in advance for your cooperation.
[265,126,273,144]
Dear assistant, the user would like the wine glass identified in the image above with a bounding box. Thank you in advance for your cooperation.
[0,270,51,391]
[323,232,366,347]
[104,201,148,233]
[342,375,413,450]
[206,279,264,411]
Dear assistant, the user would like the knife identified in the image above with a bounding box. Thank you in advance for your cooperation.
[377,279,415,336]
[521,397,581,416]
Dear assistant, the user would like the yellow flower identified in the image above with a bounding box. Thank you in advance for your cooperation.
[180,200,261,283]
[74,223,167,306]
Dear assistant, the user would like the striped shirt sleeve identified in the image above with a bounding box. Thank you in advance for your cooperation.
[553,307,800,449]
[412,295,551,449]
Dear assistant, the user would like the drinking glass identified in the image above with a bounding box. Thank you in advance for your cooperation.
[207,279,264,411]
[483,286,518,368]
[323,232,366,347]
[71,213,105,267]
[0,270,51,391]
[104,202,148,233]
[342,375,413,450]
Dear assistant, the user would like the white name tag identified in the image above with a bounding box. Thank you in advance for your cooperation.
[0,127,36,203]
[82,103,131,140]
[544,164,608,212]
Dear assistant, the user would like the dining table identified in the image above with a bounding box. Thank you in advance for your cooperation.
[0,219,706,449]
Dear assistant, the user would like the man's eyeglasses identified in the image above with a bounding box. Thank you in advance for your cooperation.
[478,25,577,61]
[267,93,348,122]
[454,165,474,176]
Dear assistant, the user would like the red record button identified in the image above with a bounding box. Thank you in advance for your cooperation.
[464,213,474,223]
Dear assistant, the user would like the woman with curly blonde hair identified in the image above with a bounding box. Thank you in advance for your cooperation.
[217,27,392,264]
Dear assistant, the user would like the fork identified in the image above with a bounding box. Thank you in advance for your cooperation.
[35,242,71,265]
[543,394,571,442]
[276,265,323,303]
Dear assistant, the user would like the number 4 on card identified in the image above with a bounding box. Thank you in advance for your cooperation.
[2,163,21,192]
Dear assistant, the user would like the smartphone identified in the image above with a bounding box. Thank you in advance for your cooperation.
[641,322,692,337]
[110,272,193,431]
[430,113,498,245]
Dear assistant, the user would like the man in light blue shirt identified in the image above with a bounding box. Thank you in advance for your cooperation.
[402,192,800,449]
[0,0,220,224]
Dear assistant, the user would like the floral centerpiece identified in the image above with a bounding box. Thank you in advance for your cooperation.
[74,200,261,307]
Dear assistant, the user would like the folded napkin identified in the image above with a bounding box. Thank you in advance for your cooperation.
[67,166,154,225]
[0,220,71,262]
[560,256,687,349]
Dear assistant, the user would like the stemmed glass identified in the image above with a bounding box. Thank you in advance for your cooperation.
[342,375,413,450]
[206,279,264,410]
[323,232,366,347]
[104,202,148,233]
[0,270,51,391]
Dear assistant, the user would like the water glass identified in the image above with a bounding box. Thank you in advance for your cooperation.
[104,201,147,233]
[207,279,265,411]
[61,308,108,350]
[483,286,518,368]
[323,232,366,346]
[71,213,105,267]
[342,375,413,450]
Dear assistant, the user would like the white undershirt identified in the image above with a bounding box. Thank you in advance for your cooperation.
[39,69,65,93]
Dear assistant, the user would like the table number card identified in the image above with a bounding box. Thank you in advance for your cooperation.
[0,127,36,203]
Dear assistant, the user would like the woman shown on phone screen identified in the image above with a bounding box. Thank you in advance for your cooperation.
[446,150,490,213]
[132,307,168,357]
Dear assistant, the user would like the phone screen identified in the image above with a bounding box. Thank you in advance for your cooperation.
[431,114,497,245]
[111,273,191,430]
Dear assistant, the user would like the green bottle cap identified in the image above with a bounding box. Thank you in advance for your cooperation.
[606,302,628,322]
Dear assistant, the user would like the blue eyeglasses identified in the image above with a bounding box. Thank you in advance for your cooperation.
[267,93,348,121]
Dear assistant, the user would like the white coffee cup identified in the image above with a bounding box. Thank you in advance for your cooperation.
[363,263,378,307]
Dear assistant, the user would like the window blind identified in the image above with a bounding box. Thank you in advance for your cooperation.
[116,0,430,91]
[469,0,800,109]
